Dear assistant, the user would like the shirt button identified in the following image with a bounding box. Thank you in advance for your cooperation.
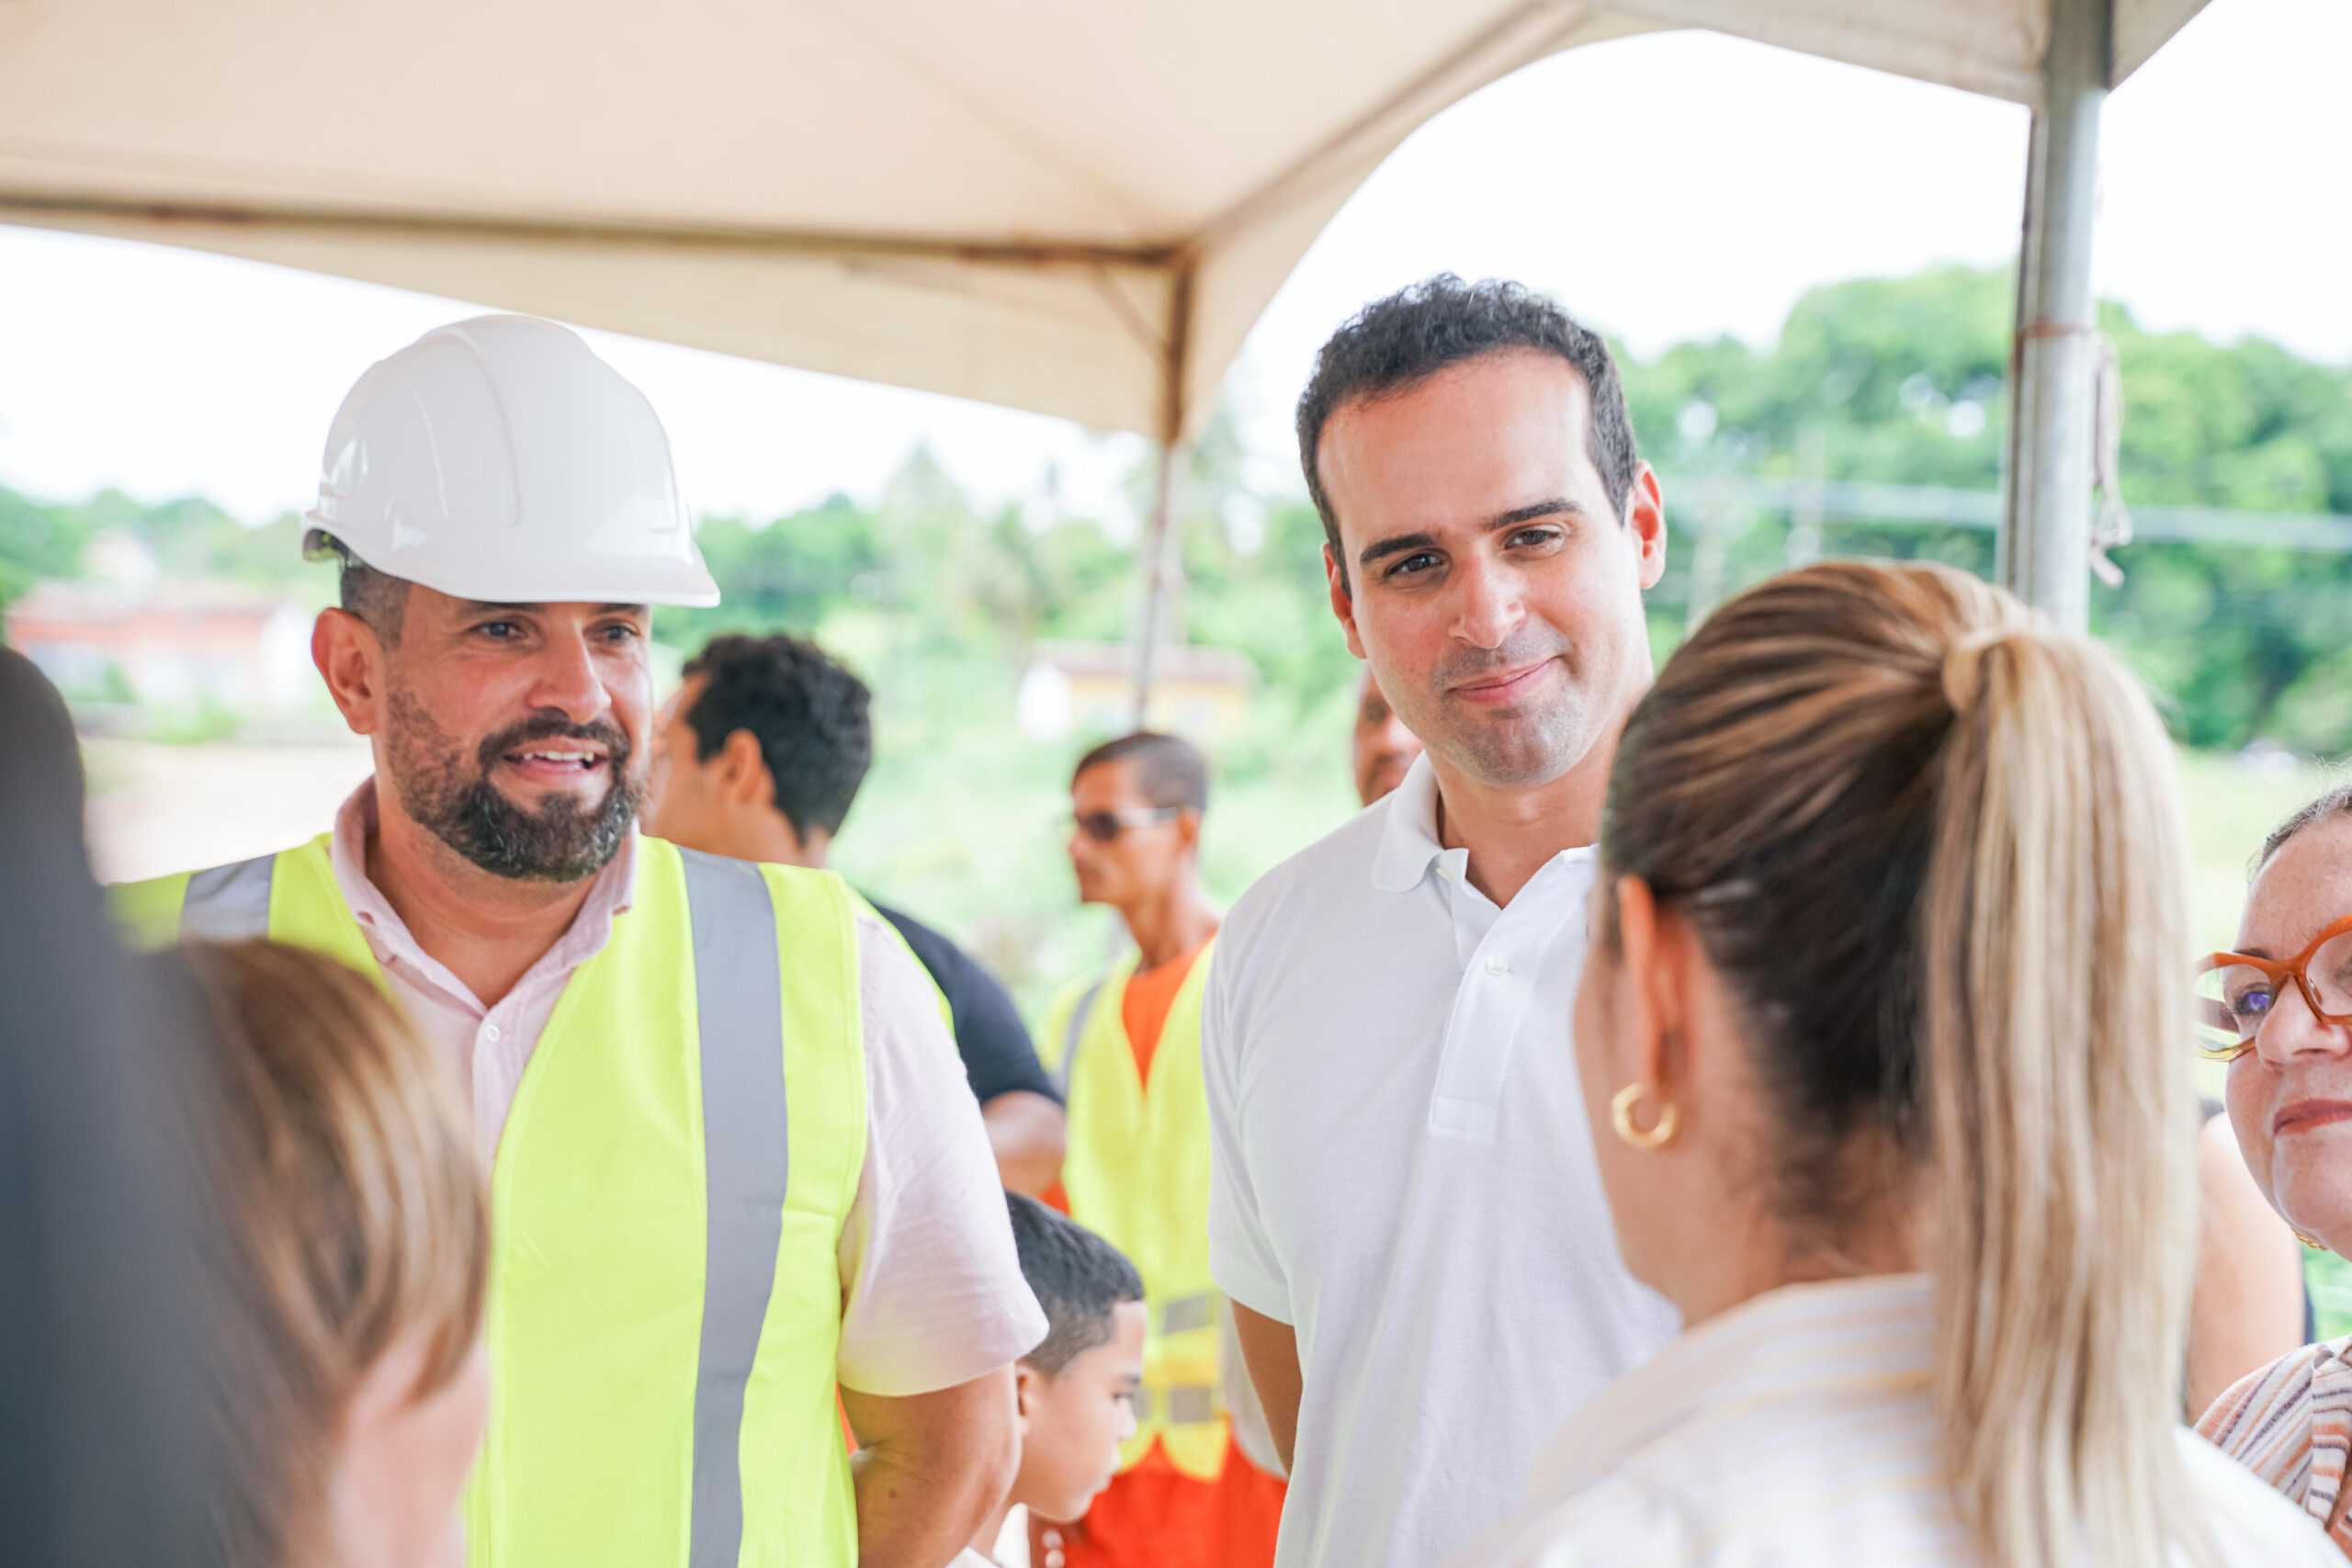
[482,1022,503,1043]
[1485,953,1510,976]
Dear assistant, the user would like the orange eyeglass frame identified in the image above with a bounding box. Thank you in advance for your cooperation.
[2197,912,2352,1062]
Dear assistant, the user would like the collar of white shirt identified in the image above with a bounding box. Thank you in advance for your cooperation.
[1522,1273,1937,1504]
[1367,750,1595,902]
[1370,751,1462,893]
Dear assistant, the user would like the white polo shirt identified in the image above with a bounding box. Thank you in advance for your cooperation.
[1204,753,1679,1568]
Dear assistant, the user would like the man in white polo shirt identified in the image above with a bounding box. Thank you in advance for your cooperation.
[1204,276,1680,1568]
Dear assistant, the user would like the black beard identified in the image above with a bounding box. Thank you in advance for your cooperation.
[385,689,642,883]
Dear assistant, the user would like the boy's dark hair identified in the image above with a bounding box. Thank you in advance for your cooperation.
[1006,1192,1144,1378]
[1295,274,1640,595]
[1070,731,1209,814]
[682,635,873,840]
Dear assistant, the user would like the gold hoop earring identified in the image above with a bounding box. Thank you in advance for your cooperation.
[1611,1082,1679,1151]
[2297,1230,2327,1250]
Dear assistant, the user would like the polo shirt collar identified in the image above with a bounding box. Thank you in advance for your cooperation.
[1371,752,1454,893]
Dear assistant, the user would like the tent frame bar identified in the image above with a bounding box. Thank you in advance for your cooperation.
[1998,0,2111,633]
[0,188,1187,271]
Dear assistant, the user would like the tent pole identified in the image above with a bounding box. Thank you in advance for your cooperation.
[1997,0,2110,633]
[1131,439,1181,728]
[1131,258,1197,729]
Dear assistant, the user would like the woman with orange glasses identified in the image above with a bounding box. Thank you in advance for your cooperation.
[2199,784,2352,1556]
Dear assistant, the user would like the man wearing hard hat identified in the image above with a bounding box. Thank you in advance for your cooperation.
[115,316,1047,1568]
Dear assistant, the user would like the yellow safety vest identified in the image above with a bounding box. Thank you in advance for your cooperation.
[1038,939,1226,1481]
[116,833,866,1568]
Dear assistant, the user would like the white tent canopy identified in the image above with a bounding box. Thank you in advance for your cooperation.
[1,0,2203,450]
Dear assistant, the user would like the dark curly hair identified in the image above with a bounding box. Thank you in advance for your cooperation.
[1296,274,1639,595]
[681,634,872,840]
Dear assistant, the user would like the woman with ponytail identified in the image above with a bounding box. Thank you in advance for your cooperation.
[1453,559,2331,1567]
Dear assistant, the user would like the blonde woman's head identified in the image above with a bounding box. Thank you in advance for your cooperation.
[176,940,489,1568]
[1574,558,2201,1568]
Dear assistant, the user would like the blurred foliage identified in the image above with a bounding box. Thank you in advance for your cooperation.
[6,263,2349,766]
[1618,264,2352,753]
[13,262,2351,1009]
[0,491,316,609]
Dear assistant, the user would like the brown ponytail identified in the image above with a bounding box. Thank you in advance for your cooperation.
[1602,559,2203,1568]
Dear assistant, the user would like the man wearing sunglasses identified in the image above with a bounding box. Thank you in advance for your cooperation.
[1035,731,1284,1568]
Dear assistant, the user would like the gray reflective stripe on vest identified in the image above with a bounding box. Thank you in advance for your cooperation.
[677,849,789,1568]
[1054,978,1106,1099]
[1159,1292,1214,1337]
[178,852,276,941]
[1132,1385,1219,1426]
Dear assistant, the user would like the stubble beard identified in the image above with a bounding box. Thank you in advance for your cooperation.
[383,682,644,883]
[1413,628,1604,791]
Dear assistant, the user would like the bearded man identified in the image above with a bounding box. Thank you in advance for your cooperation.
[1204,277,1683,1568]
[113,315,1044,1568]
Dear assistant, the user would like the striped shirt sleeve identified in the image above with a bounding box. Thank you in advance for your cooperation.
[2198,1337,2352,1553]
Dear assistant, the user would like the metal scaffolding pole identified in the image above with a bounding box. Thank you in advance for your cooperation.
[1997,0,2111,633]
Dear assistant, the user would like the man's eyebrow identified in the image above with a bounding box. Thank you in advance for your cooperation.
[1356,499,1586,570]
[595,604,651,617]
[1490,496,1583,529]
[1358,532,1439,569]
[460,600,547,615]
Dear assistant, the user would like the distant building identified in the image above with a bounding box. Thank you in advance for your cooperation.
[1018,639,1256,743]
[6,578,315,715]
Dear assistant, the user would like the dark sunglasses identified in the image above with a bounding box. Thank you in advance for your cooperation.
[1072,807,1182,843]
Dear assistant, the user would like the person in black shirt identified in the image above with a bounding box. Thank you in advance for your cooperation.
[642,633,1065,1193]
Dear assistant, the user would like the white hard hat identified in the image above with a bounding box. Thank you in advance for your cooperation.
[303,314,720,607]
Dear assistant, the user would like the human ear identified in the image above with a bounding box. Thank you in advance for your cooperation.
[1612,874,1687,1103]
[312,608,387,738]
[1325,545,1366,660]
[1626,464,1668,590]
[718,728,770,809]
[1012,1364,1039,1436]
[332,1333,486,1568]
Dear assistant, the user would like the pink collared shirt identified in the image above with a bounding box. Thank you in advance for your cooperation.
[330,781,1045,1396]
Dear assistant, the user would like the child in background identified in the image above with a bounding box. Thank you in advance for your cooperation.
[961,1194,1149,1568]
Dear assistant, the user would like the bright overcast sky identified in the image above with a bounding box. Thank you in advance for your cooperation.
[0,0,2343,531]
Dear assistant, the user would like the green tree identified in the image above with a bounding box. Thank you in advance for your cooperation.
[1618,265,2352,754]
